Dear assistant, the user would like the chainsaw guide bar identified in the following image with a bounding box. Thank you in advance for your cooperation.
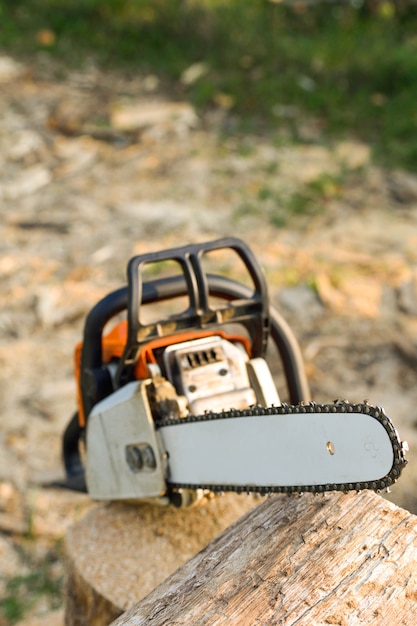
[159,402,407,496]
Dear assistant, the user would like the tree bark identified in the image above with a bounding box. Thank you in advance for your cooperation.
[112,491,417,626]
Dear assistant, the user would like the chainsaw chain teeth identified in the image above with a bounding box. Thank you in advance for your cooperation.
[159,401,408,496]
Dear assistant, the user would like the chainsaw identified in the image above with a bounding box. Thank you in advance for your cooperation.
[62,237,407,507]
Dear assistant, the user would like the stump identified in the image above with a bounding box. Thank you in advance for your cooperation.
[111,491,417,625]
[64,494,259,625]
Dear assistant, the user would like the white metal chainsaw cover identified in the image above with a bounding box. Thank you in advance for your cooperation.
[86,381,166,501]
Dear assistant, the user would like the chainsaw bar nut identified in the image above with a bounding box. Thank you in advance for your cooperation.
[125,443,157,473]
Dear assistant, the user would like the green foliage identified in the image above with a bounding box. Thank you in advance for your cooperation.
[233,169,346,228]
[1,1,417,169]
[278,173,342,222]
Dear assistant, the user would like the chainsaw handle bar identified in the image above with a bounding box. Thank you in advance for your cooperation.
[127,237,269,353]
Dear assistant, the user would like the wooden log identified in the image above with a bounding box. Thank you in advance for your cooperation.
[112,491,417,625]
[64,494,259,626]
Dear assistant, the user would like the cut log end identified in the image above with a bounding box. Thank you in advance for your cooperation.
[64,493,259,625]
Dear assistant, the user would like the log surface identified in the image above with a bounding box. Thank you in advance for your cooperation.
[64,494,258,625]
[112,491,417,626]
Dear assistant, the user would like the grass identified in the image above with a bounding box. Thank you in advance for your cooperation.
[0,541,64,624]
[1,1,417,171]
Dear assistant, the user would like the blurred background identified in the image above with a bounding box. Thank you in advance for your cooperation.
[1,1,417,623]
[2,0,417,169]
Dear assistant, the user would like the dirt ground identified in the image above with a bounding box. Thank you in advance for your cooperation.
[1,54,417,624]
